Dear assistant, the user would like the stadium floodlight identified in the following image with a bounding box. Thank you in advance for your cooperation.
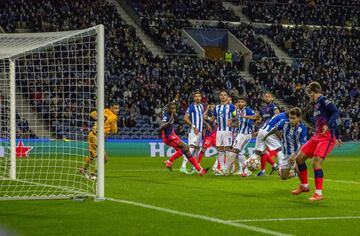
[0,25,105,200]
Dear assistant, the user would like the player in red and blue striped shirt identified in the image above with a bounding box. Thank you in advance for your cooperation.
[291,82,342,201]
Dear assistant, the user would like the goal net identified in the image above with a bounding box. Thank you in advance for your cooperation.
[0,25,105,200]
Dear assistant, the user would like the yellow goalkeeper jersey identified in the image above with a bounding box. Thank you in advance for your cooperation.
[90,108,118,135]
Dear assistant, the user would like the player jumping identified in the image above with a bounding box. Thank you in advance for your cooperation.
[263,107,307,180]
[80,101,120,180]
[291,82,341,201]
[162,101,209,176]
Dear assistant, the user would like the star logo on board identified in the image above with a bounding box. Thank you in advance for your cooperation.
[16,141,33,158]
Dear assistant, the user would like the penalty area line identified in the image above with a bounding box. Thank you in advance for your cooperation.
[106,197,292,236]
[229,216,360,223]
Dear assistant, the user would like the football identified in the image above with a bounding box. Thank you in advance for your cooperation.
[246,157,261,171]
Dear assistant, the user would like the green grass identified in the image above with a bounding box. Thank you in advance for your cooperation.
[1,155,360,236]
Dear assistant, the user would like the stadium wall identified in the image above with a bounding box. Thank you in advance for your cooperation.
[1,140,359,158]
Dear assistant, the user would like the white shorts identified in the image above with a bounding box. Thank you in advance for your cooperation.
[279,153,293,169]
[233,133,252,151]
[188,131,202,147]
[255,128,282,152]
[216,131,233,147]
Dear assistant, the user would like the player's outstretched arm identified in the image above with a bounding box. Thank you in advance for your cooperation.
[241,113,260,120]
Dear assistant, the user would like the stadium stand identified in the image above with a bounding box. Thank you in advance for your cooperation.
[242,0,360,26]
[128,0,240,21]
[0,0,358,140]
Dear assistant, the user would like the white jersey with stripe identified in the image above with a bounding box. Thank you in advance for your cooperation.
[213,103,236,132]
[186,102,204,132]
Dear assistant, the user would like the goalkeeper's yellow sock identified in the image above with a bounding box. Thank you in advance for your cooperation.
[83,157,92,170]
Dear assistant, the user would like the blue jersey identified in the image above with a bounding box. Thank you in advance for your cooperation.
[262,112,288,131]
[313,95,340,138]
[260,102,278,125]
[161,111,174,137]
[276,119,307,156]
[213,103,236,132]
[186,103,204,132]
[237,106,255,134]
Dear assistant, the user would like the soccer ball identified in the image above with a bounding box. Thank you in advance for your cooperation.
[246,157,261,171]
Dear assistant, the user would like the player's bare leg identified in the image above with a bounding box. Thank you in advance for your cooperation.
[79,156,93,179]
[176,141,208,176]
[180,144,194,174]
[309,156,324,201]
[292,152,310,195]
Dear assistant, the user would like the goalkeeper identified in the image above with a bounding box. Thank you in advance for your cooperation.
[80,101,120,180]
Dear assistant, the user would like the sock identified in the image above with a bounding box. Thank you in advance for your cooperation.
[224,152,236,174]
[237,153,246,173]
[187,156,202,171]
[198,150,204,163]
[218,151,226,171]
[169,149,183,163]
[212,158,219,171]
[298,163,309,186]
[314,168,324,195]
[265,151,275,166]
[83,156,92,169]
[260,153,267,171]
[181,147,194,169]
[276,151,286,168]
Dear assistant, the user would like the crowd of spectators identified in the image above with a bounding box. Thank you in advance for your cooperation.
[0,0,266,140]
[128,0,240,21]
[128,0,240,54]
[243,0,360,26]
[249,24,359,140]
[226,23,276,59]
[1,0,358,140]
[140,17,196,54]
[0,95,37,139]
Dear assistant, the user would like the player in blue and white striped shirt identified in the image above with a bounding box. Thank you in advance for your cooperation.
[211,90,236,175]
[263,107,307,180]
[224,97,256,176]
[181,90,204,174]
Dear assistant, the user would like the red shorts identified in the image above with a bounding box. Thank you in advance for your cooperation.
[162,131,182,149]
[203,132,216,149]
[301,131,336,159]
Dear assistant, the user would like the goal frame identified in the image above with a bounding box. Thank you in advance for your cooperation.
[1,24,105,200]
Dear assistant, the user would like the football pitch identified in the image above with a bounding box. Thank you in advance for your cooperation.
[0,154,360,236]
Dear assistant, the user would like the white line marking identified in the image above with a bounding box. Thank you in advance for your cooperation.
[229,216,360,223]
[119,169,165,172]
[107,198,292,236]
[309,177,360,185]
[118,170,360,185]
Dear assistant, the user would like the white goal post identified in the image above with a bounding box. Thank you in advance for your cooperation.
[0,25,105,200]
